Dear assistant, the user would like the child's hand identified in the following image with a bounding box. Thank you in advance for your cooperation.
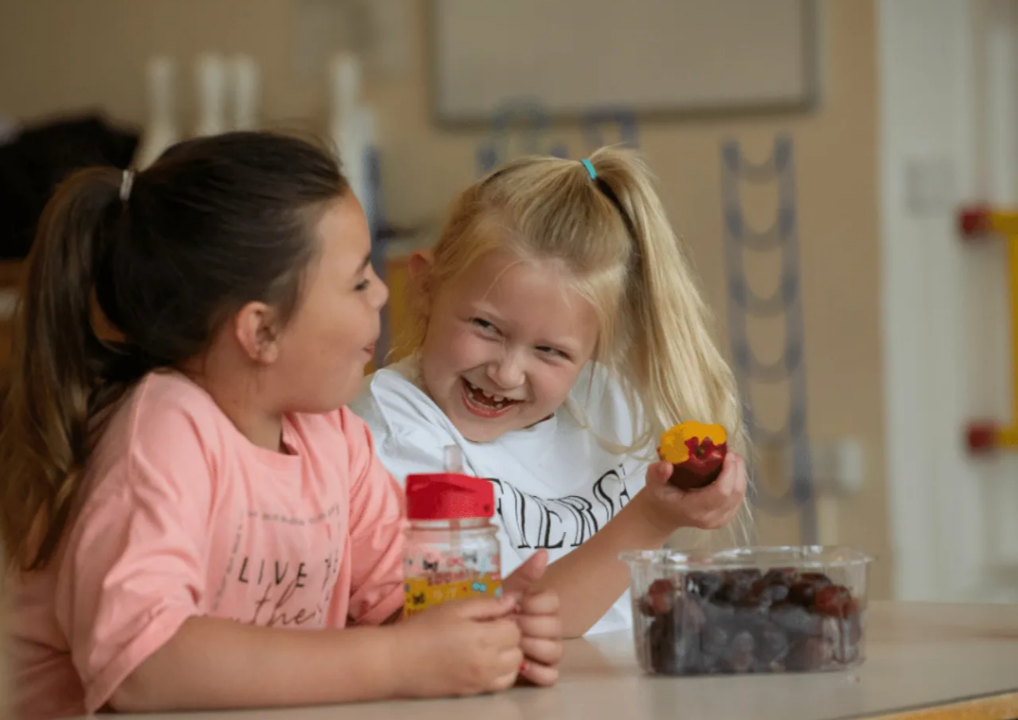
[637,450,748,533]
[514,589,563,686]
[500,550,563,686]
[394,595,522,698]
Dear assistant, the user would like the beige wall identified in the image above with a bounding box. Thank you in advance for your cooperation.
[0,0,890,598]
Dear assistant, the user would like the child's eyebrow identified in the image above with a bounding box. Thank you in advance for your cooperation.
[354,253,371,275]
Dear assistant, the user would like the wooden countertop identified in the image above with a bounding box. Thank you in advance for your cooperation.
[104,601,1018,720]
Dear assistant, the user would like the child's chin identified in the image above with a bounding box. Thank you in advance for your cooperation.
[456,414,541,442]
[455,422,505,443]
[453,416,513,443]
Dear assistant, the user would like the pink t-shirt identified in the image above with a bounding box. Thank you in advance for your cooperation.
[10,371,406,720]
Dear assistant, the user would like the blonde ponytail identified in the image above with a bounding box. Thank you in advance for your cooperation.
[585,147,751,547]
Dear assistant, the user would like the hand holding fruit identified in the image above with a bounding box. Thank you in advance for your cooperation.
[635,421,747,534]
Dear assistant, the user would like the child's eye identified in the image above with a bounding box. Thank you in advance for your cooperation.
[354,279,370,292]
[537,346,568,360]
[471,318,498,334]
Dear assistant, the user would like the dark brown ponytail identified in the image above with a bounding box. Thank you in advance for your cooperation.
[0,168,123,570]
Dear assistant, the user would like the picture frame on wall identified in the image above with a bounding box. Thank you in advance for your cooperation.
[429,0,821,127]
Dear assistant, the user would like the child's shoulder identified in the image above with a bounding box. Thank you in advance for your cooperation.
[567,363,634,412]
[565,363,643,445]
[351,357,443,425]
[118,370,233,436]
[89,371,231,468]
[81,371,239,506]
[349,357,460,451]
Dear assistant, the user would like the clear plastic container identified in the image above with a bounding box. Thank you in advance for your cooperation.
[620,546,872,676]
[403,448,502,617]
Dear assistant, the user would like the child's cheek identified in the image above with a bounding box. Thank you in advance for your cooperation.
[537,365,584,409]
[446,330,492,368]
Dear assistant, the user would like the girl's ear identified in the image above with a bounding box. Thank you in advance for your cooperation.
[233,301,282,365]
[408,249,434,314]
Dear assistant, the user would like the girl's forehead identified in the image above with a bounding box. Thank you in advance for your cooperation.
[446,251,598,344]
[454,250,573,302]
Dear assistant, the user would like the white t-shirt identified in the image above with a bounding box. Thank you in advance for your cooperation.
[350,356,651,635]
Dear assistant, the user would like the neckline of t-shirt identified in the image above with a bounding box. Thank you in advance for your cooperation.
[223,414,304,472]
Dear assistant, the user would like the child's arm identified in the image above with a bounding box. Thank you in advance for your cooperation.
[530,454,748,638]
[110,597,522,712]
[109,617,397,711]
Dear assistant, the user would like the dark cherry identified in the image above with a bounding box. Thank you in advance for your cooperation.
[702,623,730,656]
[716,569,761,604]
[770,602,822,635]
[814,584,857,619]
[685,571,724,600]
[648,616,679,672]
[677,596,707,631]
[755,623,791,666]
[643,579,675,617]
[762,567,799,587]
[798,571,833,587]
[787,581,818,607]
[724,631,756,673]
[749,579,790,608]
[787,637,834,671]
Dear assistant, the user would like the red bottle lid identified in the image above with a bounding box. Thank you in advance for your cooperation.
[405,472,495,521]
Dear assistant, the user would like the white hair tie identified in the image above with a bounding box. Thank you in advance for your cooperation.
[119,169,135,202]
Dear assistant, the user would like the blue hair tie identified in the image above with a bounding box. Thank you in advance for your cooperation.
[581,158,597,180]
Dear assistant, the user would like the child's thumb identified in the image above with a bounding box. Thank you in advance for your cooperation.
[646,460,673,487]
[502,549,549,598]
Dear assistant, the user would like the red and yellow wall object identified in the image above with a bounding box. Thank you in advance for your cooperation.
[959,206,1018,452]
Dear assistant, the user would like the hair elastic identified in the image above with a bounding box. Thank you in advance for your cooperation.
[581,158,636,240]
[120,169,135,202]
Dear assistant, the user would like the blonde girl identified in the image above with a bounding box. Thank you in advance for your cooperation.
[353,147,750,637]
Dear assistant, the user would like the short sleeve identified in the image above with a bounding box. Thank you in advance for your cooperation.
[340,409,406,626]
[55,391,214,714]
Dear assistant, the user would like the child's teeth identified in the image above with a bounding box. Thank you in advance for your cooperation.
[464,378,516,410]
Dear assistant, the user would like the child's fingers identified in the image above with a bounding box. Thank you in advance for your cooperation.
[500,645,525,671]
[731,453,748,495]
[695,456,749,528]
[520,636,564,666]
[519,659,560,687]
[645,460,673,487]
[515,612,562,641]
[517,589,559,616]
[440,595,517,622]
[707,453,747,509]
[493,666,523,692]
